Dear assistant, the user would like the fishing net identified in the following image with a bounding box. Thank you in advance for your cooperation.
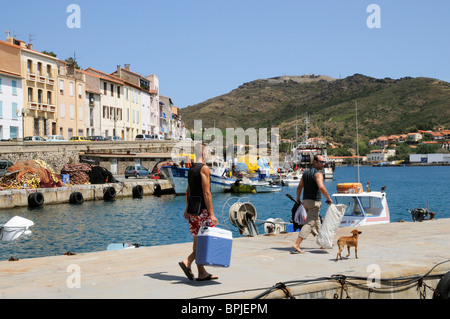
[0,159,63,189]
[61,163,91,185]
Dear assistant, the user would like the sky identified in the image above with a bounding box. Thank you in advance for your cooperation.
[1,0,449,109]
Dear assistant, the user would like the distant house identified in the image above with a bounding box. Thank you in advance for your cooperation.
[406,132,422,142]
[366,149,396,163]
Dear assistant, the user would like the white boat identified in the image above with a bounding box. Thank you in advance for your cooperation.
[160,166,235,195]
[230,177,281,193]
[331,183,390,227]
[281,170,303,187]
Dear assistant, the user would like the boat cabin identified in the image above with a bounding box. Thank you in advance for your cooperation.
[332,183,390,227]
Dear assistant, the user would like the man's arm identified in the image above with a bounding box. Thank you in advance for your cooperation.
[296,177,304,203]
[315,172,333,204]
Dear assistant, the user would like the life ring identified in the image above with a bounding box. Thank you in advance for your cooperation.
[132,185,144,198]
[103,186,116,200]
[433,271,450,299]
[28,192,44,208]
[69,192,84,204]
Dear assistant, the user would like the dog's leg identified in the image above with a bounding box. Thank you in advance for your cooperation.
[355,246,358,259]
[346,245,351,258]
[336,242,343,261]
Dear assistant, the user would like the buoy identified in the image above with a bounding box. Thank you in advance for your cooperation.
[103,186,116,200]
[69,192,84,204]
[28,192,44,208]
[434,271,450,299]
[132,185,144,198]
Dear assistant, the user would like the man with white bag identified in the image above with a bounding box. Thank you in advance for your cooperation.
[291,155,332,254]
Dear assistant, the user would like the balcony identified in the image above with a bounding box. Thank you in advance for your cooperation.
[28,102,38,110]
[47,77,55,85]
[28,73,37,81]
[38,76,46,84]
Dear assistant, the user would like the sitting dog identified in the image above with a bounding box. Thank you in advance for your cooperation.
[336,229,362,261]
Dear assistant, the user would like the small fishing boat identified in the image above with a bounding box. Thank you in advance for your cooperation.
[160,166,235,195]
[331,183,390,227]
[229,178,281,193]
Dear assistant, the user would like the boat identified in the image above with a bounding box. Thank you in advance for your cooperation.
[229,177,281,193]
[282,115,335,179]
[160,165,235,195]
[280,169,303,187]
[331,183,390,227]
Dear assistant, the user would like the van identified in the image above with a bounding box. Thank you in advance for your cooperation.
[135,134,156,141]
[46,135,69,142]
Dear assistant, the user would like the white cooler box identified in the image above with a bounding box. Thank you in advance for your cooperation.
[196,226,232,268]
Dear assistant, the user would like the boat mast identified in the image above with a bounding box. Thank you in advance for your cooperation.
[355,101,360,183]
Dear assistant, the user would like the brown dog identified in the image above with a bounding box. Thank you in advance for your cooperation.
[336,229,362,261]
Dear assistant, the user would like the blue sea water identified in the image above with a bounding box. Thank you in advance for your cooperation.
[0,166,449,261]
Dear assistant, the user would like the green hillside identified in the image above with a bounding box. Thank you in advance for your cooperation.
[180,74,450,147]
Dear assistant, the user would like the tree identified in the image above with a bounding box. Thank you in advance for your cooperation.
[65,57,81,70]
[42,50,57,57]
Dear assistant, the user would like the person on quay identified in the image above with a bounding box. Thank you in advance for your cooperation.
[291,155,333,254]
[179,142,219,281]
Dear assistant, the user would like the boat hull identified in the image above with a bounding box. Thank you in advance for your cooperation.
[161,166,234,195]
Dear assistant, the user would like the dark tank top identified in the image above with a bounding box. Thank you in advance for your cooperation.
[302,167,321,201]
[188,163,207,210]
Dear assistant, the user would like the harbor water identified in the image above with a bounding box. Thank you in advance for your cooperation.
[0,166,449,261]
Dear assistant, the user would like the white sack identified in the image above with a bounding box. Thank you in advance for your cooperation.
[294,203,307,225]
[316,204,347,249]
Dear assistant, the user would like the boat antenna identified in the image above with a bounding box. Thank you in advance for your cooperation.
[355,100,360,183]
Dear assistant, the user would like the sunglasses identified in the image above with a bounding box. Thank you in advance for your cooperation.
[317,160,326,164]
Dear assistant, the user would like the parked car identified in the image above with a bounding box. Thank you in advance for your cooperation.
[106,136,123,141]
[24,136,46,142]
[69,136,90,142]
[0,160,14,177]
[46,135,69,142]
[135,134,157,141]
[88,136,106,141]
[124,165,150,178]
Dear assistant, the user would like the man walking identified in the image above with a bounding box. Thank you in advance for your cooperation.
[179,142,219,281]
[291,155,332,254]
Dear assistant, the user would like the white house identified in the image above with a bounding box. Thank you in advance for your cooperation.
[0,71,23,140]
[366,149,396,163]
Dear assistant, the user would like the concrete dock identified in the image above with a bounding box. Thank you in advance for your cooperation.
[0,219,449,299]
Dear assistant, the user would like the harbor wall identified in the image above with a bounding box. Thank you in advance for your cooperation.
[0,179,173,210]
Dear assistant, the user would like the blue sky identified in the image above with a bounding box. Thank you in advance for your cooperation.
[1,0,449,108]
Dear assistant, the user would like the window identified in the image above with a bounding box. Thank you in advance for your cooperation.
[110,84,114,97]
[125,87,129,100]
[28,88,33,102]
[78,105,83,120]
[0,101,2,118]
[78,84,82,99]
[12,102,18,119]
[60,103,65,118]
[47,65,51,78]
[38,90,43,103]
[10,126,18,138]
[70,104,75,119]
[37,62,42,76]
[60,80,64,95]
[104,82,107,95]
[27,60,32,74]
[12,81,17,95]
[117,86,120,98]
[47,91,52,105]
[69,82,74,97]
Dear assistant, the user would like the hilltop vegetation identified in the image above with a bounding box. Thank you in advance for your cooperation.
[180,74,450,150]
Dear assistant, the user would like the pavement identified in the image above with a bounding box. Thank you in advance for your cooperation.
[0,218,449,299]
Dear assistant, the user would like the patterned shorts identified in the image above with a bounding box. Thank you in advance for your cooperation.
[187,209,215,237]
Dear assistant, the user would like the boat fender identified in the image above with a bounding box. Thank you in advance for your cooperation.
[433,271,450,299]
[103,186,116,200]
[28,192,44,208]
[69,192,84,204]
[153,183,162,196]
[132,185,144,198]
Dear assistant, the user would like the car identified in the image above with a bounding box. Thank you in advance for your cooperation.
[69,136,90,142]
[135,134,157,141]
[46,135,69,142]
[124,165,150,178]
[0,160,14,177]
[24,136,46,142]
[106,136,123,141]
[87,136,106,141]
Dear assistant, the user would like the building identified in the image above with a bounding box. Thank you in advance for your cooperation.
[57,60,86,138]
[410,153,450,164]
[145,74,160,136]
[366,149,396,163]
[5,37,59,137]
[0,39,23,140]
[84,67,125,139]
[159,95,173,140]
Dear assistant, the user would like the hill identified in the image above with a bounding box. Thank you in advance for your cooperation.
[179,74,450,147]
